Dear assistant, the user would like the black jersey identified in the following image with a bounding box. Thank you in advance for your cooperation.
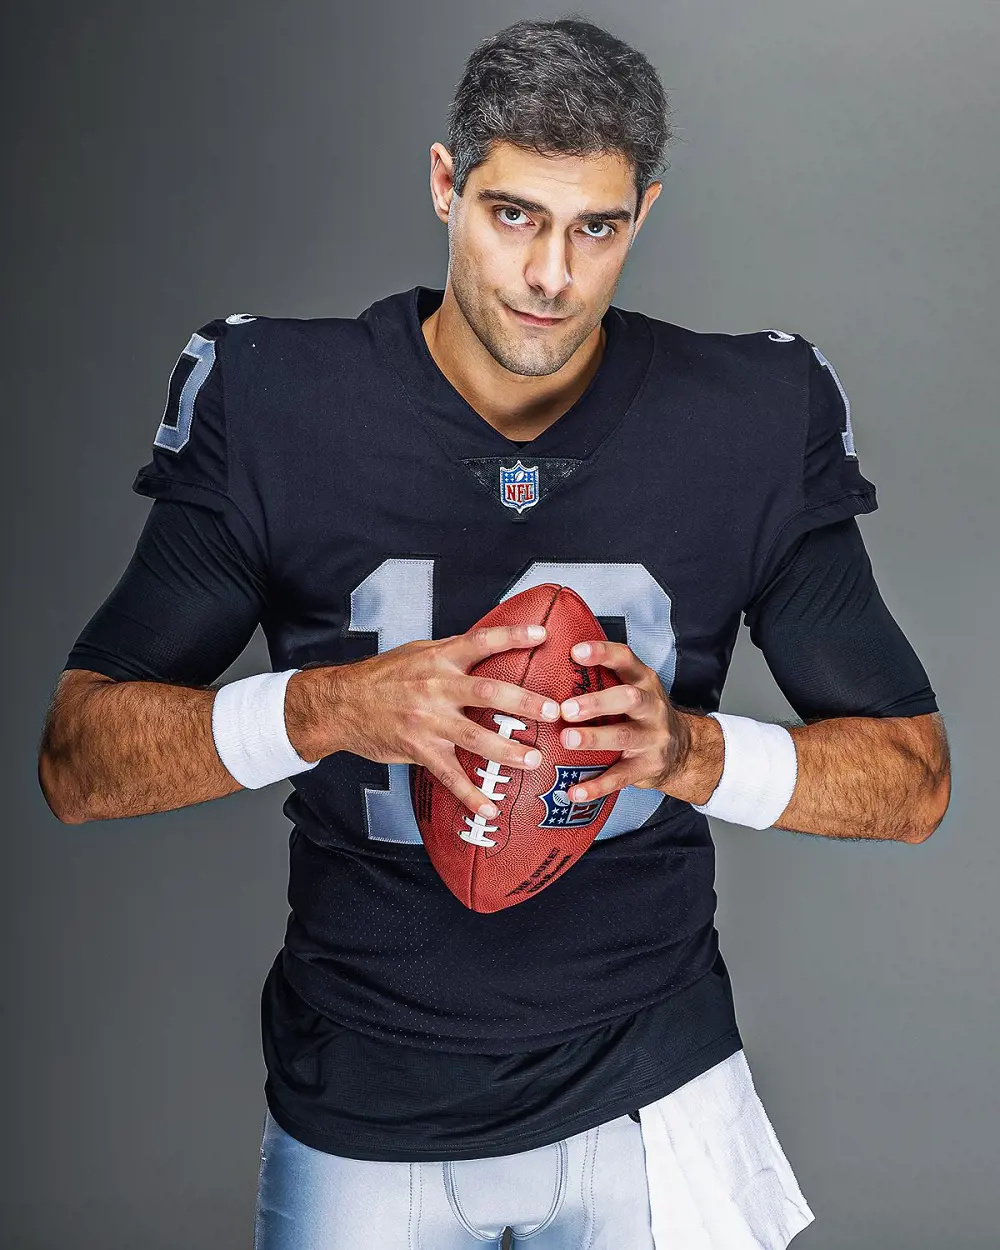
[66,509,937,1162]
[118,284,912,1158]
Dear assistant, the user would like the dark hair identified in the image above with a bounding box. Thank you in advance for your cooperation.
[446,15,676,216]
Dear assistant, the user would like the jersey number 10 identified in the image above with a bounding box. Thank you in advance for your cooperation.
[347,558,678,844]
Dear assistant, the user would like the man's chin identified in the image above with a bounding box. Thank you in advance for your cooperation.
[491,340,568,378]
[492,325,567,373]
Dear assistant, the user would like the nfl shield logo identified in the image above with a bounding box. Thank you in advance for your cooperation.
[538,765,611,828]
[499,460,539,513]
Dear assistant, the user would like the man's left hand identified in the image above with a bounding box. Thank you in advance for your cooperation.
[558,640,724,806]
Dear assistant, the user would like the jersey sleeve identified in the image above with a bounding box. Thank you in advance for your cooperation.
[64,498,266,686]
[800,341,877,521]
[744,517,938,722]
[131,315,266,565]
[748,339,879,603]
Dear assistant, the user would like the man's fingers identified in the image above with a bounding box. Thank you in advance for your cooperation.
[561,682,648,724]
[450,716,544,773]
[454,622,547,668]
[562,761,634,804]
[424,747,500,820]
[461,673,560,725]
[568,639,650,684]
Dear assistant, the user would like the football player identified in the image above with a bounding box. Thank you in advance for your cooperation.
[39,16,949,1250]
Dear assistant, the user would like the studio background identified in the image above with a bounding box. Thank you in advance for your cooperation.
[2,3,996,1248]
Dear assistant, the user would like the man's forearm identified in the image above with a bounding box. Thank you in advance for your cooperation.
[40,671,241,823]
[778,711,950,842]
[671,710,950,843]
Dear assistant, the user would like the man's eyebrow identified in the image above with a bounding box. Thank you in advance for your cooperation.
[476,188,634,225]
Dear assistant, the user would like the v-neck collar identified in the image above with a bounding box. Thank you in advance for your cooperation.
[370,285,653,463]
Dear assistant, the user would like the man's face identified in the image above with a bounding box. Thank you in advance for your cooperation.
[441,140,659,378]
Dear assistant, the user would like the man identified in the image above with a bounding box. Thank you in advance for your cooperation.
[39,16,949,1249]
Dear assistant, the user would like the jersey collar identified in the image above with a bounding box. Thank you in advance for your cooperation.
[369,285,653,464]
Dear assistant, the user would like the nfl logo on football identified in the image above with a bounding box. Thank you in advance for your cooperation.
[539,766,610,828]
[499,461,539,513]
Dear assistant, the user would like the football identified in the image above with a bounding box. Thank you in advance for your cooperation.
[410,584,625,913]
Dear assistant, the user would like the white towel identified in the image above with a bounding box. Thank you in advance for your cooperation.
[636,1048,816,1249]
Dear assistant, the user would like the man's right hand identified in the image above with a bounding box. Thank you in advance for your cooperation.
[285,624,561,820]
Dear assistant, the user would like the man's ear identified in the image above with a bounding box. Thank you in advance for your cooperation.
[630,180,663,243]
[429,142,456,225]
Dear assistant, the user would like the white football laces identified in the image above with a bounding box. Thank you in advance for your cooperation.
[460,712,529,847]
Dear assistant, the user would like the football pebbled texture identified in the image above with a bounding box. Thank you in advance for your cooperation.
[409,584,625,913]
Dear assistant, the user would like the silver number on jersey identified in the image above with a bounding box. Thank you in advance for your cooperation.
[810,343,858,459]
[348,558,435,845]
[153,332,217,453]
[346,558,677,845]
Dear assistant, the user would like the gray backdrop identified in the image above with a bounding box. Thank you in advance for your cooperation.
[3,2,997,1247]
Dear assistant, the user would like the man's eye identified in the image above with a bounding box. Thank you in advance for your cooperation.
[582,221,615,239]
[497,207,529,226]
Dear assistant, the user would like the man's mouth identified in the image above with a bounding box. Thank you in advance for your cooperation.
[506,305,564,327]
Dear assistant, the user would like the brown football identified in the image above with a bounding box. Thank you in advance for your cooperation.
[409,584,625,913]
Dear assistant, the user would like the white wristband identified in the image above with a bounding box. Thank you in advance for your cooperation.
[690,712,798,829]
[211,669,320,790]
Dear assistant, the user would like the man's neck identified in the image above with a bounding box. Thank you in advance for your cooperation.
[421,290,606,442]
